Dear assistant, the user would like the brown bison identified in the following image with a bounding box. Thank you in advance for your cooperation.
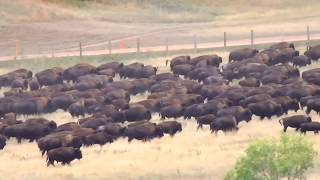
[38,131,82,155]
[83,132,114,146]
[158,121,182,136]
[292,55,311,67]
[270,41,295,50]
[196,114,215,129]
[305,45,320,60]
[35,67,63,86]
[210,116,238,134]
[4,118,57,143]
[123,122,163,142]
[63,63,95,82]
[229,48,259,62]
[46,147,82,166]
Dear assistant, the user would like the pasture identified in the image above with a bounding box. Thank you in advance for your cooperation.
[1,44,320,180]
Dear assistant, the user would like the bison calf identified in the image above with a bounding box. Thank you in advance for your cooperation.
[210,116,238,134]
[300,122,320,134]
[279,115,312,132]
[196,114,215,129]
[158,121,182,136]
[46,147,82,166]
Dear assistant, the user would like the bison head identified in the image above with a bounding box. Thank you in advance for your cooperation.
[74,148,82,160]
[48,121,57,130]
[304,50,311,58]
[155,126,164,138]
[289,43,295,50]
[71,136,83,149]
[307,116,312,122]
[145,111,152,120]
[290,100,300,112]
[243,109,253,122]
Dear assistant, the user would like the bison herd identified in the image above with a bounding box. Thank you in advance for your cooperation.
[0,42,320,166]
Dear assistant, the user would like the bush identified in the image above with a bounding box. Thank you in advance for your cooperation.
[225,134,317,180]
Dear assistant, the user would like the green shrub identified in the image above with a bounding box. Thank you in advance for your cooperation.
[44,0,86,7]
[225,134,317,180]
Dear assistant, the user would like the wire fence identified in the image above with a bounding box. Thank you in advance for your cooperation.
[0,25,319,61]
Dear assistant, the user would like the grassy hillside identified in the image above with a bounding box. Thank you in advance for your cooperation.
[1,0,320,23]
[0,0,319,61]
[61,0,320,23]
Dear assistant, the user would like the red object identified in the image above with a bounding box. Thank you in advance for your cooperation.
[119,40,126,49]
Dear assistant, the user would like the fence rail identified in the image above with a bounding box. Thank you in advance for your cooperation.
[1,26,319,62]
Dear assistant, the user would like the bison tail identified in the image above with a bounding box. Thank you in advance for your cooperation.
[279,119,283,126]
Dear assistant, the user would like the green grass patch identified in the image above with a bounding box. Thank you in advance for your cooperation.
[43,0,86,7]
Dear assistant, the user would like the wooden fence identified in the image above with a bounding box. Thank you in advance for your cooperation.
[2,26,318,62]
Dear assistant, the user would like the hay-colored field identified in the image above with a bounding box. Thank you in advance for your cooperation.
[1,47,320,179]
[2,106,320,180]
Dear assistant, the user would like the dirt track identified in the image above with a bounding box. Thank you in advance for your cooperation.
[0,32,319,62]
[0,14,319,61]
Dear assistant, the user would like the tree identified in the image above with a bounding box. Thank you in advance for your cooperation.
[225,133,317,180]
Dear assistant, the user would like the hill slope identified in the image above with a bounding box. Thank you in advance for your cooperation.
[1,0,320,23]
[0,0,319,59]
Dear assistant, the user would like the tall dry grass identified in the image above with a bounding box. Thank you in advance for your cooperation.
[2,109,320,179]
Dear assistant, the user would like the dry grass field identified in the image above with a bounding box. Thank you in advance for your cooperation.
[3,111,320,180]
[1,47,320,179]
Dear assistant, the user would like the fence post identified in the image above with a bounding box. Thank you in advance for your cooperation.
[79,42,82,58]
[223,32,227,48]
[194,35,198,53]
[306,26,310,50]
[250,29,254,47]
[108,40,112,55]
[137,38,140,53]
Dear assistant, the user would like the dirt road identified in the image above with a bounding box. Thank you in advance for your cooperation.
[1,32,319,62]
